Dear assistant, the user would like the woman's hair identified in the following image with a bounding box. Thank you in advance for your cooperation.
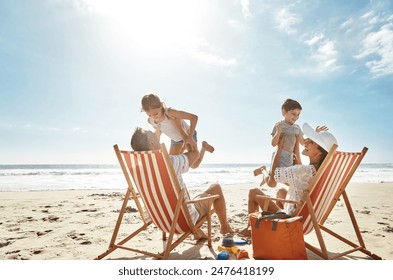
[130,127,149,151]
[141,93,163,112]
[282,98,302,112]
[315,146,328,170]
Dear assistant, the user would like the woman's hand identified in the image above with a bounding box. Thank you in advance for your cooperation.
[315,125,328,132]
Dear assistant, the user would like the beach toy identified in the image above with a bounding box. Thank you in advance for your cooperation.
[233,239,250,245]
[221,235,234,247]
[235,249,249,260]
[218,245,239,254]
[216,250,229,260]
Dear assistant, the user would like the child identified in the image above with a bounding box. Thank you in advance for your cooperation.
[140,93,214,169]
[254,98,304,188]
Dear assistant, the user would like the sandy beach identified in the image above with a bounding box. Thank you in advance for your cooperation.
[1,182,392,260]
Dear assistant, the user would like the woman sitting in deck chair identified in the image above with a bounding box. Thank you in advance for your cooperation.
[239,123,338,236]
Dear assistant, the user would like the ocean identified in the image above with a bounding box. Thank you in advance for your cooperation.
[0,163,392,192]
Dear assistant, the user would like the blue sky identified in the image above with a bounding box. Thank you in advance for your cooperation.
[1,0,392,164]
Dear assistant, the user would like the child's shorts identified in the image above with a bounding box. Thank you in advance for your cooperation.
[271,149,294,169]
[171,131,198,146]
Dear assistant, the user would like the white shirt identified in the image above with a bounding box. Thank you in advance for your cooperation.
[274,164,316,215]
[148,109,190,142]
[170,154,199,224]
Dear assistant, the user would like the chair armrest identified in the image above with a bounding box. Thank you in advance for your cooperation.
[185,194,220,204]
[256,194,301,206]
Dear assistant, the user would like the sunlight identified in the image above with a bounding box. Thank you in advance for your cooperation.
[89,0,203,50]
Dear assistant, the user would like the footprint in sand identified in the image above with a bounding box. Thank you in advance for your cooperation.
[76,209,98,213]
[5,250,20,255]
[31,249,44,254]
[67,232,92,245]
[0,241,11,248]
[42,215,60,222]
[18,216,36,223]
[112,206,137,213]
[382,225,393,233]
[36,230,53,236]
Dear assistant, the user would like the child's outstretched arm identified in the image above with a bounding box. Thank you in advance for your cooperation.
[297,133,305,147]
[271,122,282,147]
[294,136,302,165]
[167,108,198,151]
[147,118,162,140]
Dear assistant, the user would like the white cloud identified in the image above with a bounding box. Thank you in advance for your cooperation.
[340,18,353,30]
[190,50,237,67]
[361,11,375,20]
[240,0,252,19]
[312,40,340,72]
[304,33,325,46]
[313,41,337,70]
[184,37,237,67]
[355,23,393,76]
[302,33,340,74]
[275,7,302,35]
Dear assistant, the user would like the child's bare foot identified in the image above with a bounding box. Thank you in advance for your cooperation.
[253,166,266,176]
[202,141,214,153]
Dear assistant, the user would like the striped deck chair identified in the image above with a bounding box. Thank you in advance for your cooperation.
[96,144,218,260]
[258,144,381,260]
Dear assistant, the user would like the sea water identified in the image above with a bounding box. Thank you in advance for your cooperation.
[0,163,392,192]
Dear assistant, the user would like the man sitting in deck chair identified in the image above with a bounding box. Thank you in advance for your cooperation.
[131,127,234,239]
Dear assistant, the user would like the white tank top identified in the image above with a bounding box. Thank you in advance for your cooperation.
[148,109,189,142]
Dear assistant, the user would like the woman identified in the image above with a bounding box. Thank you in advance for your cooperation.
[240,123,338,236]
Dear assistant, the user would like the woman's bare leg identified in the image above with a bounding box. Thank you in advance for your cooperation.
[238,187,281,236]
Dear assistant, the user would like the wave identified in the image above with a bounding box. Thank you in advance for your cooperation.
[1,163,392,191]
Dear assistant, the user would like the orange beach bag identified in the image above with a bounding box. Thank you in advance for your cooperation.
[249,212,307,260]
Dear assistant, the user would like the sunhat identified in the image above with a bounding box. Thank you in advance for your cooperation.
[302,123,338,152]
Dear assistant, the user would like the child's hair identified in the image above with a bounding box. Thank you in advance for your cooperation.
[141,93,163,112]
[282,98,302,112]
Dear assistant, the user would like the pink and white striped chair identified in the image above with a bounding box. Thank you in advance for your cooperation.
[96,144,217,260]
[258,144,381,260]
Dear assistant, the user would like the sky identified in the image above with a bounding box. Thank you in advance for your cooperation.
[0,0,392,164]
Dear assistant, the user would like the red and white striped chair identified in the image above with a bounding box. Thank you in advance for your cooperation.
[258,144,381,260]
[96,143,217,260]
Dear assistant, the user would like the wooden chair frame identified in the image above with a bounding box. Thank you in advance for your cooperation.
[96,144,217,260]
[257,144,381,260]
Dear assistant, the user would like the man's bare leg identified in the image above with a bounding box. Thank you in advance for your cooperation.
[204,183,233,234]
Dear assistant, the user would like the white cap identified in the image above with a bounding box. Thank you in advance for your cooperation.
[302,123,338,152]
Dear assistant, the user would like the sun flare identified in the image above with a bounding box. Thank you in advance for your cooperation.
[89,0,203,50]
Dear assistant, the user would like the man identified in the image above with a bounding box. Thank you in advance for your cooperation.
[130,127,233,237]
